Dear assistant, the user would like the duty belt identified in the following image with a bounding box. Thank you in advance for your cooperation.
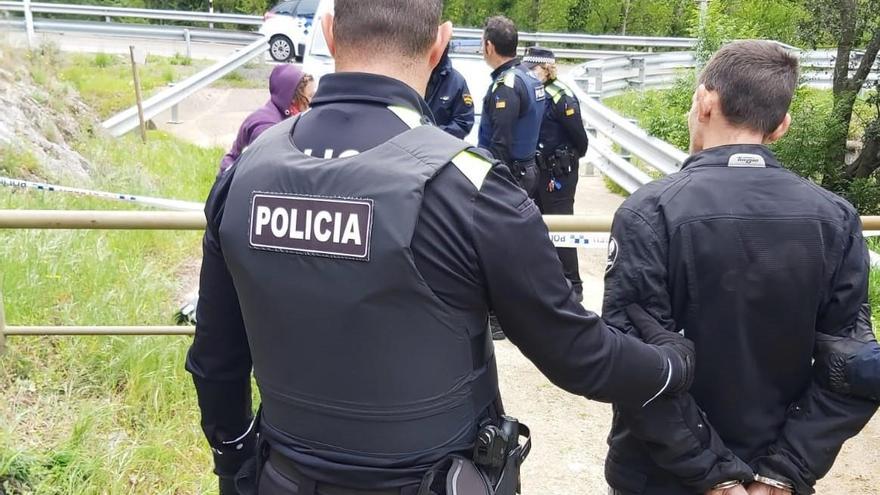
[267,450,407,495]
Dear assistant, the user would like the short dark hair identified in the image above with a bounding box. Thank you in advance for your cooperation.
[484,16,518,58]
[699,40,800,135]
[333,0,442,58]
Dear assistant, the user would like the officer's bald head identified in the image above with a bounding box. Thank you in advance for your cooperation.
[331,0,443,60]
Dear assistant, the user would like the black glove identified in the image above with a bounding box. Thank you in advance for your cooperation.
[212,423,258,495]
[625,304,695,396]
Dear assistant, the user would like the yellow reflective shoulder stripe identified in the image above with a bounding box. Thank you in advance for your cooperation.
[503,71,517,88]
[387,105,424,129]
[451,151,493,190]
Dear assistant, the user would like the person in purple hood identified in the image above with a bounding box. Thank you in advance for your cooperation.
[220,64,315,172]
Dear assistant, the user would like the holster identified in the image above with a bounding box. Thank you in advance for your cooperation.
[415,417,530,495]
[552,148,575,177]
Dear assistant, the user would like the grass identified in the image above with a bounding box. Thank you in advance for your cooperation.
[0,130,223,494]
[52,53,210,119]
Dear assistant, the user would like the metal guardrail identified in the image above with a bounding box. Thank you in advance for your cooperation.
[560,74,687,184]
[101,36,266,136]
[574,50,880,99]
[0,0,262,25]
[0,18,260,43]
[0,0,707,57]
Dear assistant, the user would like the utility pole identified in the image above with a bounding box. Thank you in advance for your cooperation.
[129,46,147,144]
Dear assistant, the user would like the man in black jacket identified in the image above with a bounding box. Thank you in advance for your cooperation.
[603,41,879,495]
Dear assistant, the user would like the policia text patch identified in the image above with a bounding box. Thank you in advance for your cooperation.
[250,193,373,261]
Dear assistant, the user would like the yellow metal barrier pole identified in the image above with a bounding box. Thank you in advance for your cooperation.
[0,210,206,230]
[0,210,877,232]
[4,326,195,336]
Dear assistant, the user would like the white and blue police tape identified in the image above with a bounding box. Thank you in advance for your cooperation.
[0,176,203,211]
[547,231,610,249]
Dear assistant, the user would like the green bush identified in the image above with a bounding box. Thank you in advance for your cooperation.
[91,52,115,69]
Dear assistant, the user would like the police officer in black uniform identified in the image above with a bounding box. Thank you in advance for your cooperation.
[478,16,544,198]
[601,41,879,495]
[426,43,474,139]
[186,2,697,494]
[523,47,590,303]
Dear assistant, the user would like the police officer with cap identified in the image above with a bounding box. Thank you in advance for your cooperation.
[478,15,544,198]
[523,47,589,303]
[186,1,696,494]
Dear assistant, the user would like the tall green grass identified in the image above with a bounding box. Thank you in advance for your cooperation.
[1,131,222,494]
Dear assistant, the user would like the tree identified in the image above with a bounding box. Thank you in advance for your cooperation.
[799,0,880,212]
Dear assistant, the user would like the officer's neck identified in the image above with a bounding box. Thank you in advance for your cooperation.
[335,59,430,99]
[490,56,516,71]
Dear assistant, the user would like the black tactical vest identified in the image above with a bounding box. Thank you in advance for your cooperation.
[218,112,499,468]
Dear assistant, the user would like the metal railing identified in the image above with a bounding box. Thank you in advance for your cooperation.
[574,50,880,99]
[101,36,266,136]
[0,17,260,43]
[560,74,687,188]
[0,210,877,342]
[0,0,708,57]
[0,0,262,25]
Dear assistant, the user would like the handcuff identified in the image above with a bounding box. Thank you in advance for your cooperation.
[711,480,744,490]
[710,475,795,492]
[754,474,795,491]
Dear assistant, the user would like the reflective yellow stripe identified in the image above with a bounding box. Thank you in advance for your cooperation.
[387,105,424,129]
[451,151,493,190]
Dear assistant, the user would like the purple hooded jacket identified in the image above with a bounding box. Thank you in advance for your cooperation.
[220,64,305,171]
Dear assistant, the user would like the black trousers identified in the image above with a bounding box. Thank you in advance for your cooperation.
[535,163,582,294]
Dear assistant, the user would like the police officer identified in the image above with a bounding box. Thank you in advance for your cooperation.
[186,1,697,494]
[601,41,879,495]
[523,47,589,303]
[426,43,474,139]
[478,16,544,198]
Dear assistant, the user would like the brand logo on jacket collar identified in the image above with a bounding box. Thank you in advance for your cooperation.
[250,193,373,261]
[727,153,766,168]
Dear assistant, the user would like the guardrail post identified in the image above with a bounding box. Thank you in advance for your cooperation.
[184,28,192,59]
[586,66,603,98]
[168,103,182,124]
[105,16,111,23]
[23,0,35,50]
[631,57,646,89]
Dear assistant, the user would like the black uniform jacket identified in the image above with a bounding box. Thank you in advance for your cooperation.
[602,144,879,494]
[187,72,680,486]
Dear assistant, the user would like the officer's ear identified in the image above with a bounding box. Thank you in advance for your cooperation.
[765,113,792,144]
[429,22,453,69]
[322,13,336,57]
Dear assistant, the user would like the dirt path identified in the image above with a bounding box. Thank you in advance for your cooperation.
[163,87,880,494]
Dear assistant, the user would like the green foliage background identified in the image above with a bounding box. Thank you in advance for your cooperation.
[36,0,819,47]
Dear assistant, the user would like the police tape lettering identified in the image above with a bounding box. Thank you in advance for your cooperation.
[250,194,373,260]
